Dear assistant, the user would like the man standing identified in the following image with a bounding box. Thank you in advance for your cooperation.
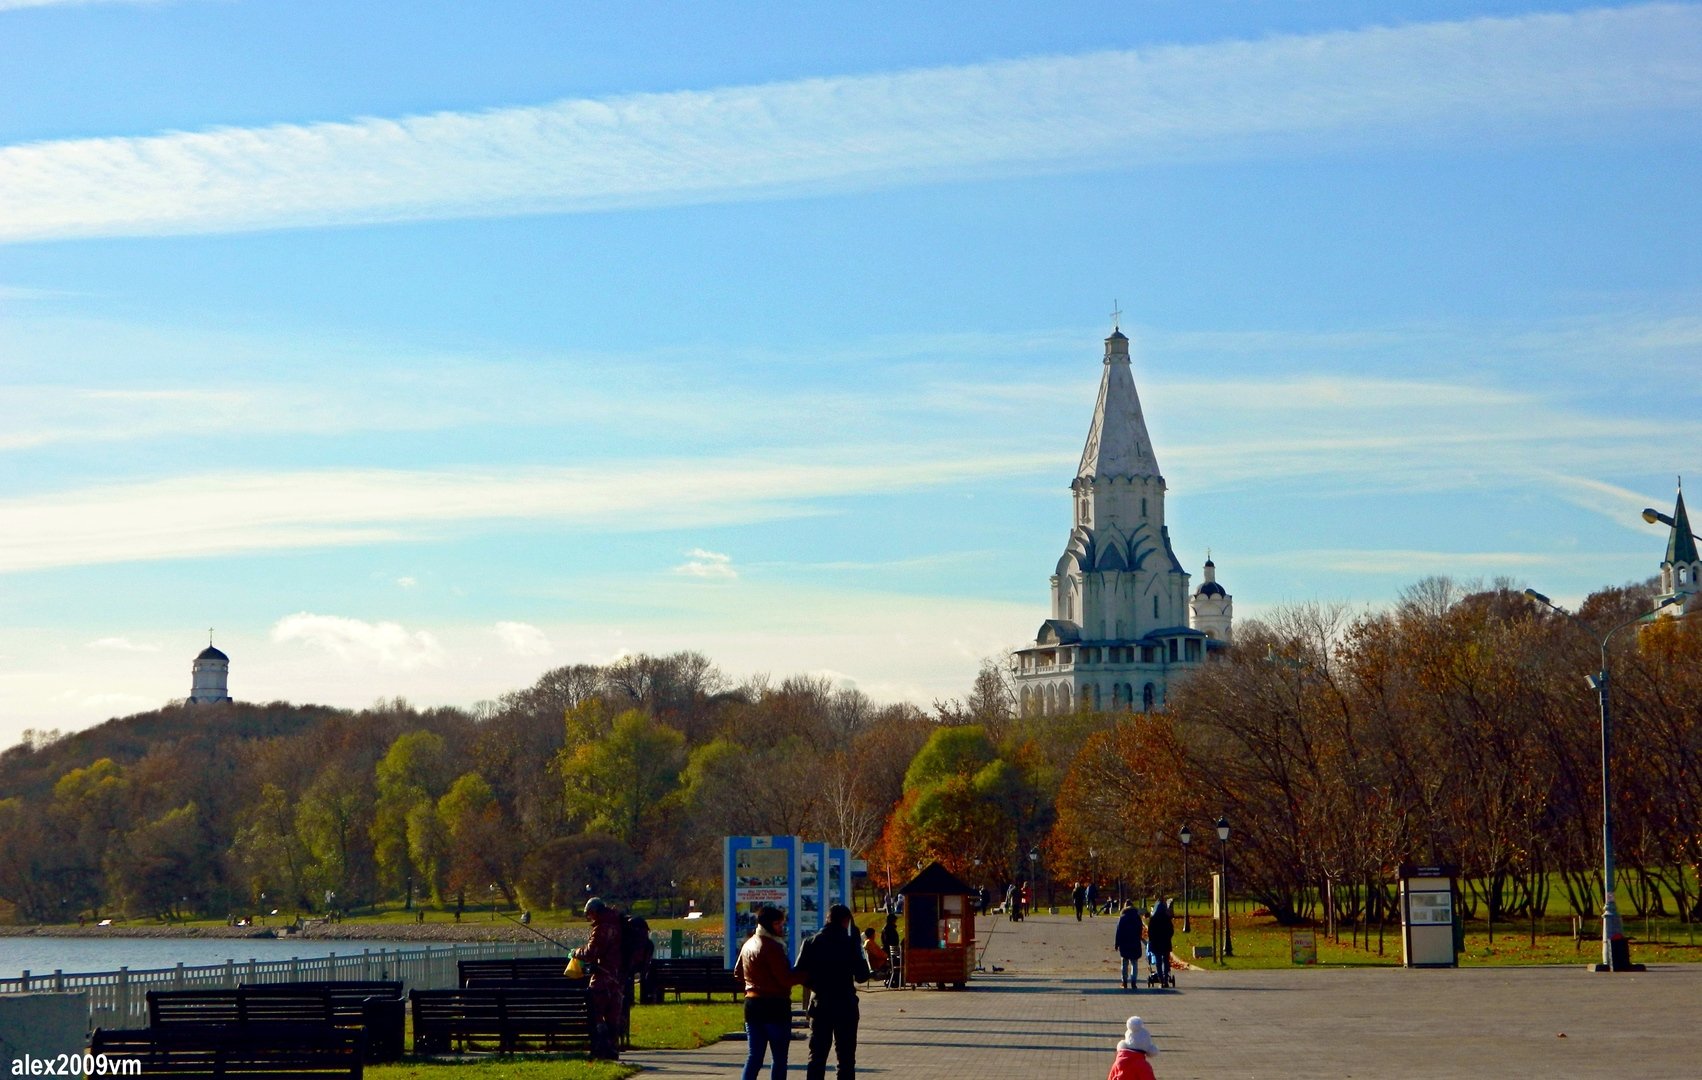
[574,897,624,1059]
[1147,898,1175,988]
[734,905,802,1080]
[1073,881,1087,921]
[796,903,870,1080]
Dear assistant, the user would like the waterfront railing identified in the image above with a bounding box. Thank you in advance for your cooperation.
[1,930,725,1027]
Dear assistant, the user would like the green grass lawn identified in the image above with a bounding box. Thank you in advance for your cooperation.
[1090,911,1702,969]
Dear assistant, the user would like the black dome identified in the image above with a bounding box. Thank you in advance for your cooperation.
[1196,582,1226,597]
[196,645,229,662]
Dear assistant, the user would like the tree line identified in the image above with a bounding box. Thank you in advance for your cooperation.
[1,576,1696,930]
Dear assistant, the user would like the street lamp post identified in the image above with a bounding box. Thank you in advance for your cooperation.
[1179,825,1192,933]
[1027,848,1038,917]
[1525,587,1679,971]
[1216,816,1232,959]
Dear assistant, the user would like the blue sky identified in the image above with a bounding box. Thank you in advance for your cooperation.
[1,1,1699,744]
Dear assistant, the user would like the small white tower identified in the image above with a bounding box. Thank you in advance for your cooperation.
[1190,555,1234,643]
[1657,480,1701,616]
[188,634,232,704]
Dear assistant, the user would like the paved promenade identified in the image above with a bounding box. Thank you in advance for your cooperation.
[626,910,1702,1078]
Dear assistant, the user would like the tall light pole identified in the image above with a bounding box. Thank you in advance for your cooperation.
[1216,816,1232,959]
[1179,825,1192,933]
[1524,587,1679,971]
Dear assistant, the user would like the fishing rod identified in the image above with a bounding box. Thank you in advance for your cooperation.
[493,907,577,953]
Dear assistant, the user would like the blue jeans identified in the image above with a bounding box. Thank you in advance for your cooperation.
[743,1020,790,1080]
[1121,956,1140,985]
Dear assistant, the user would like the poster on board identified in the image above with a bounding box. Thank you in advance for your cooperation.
[723,835,799,967]
[827,847,849,916]
[797,841,828,940]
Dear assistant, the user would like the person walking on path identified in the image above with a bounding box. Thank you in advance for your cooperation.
[734,905,804,1080]
[574,897,625,1060]
[1147,898,1175,987]
[1086,880,1098,916]
[796,903,871,1080]
[1073,881,1088,921]
[1114,902,1145,989]
[1004,882,1019,920]
[880,912,902,988]
[1106,1016,1160,1080]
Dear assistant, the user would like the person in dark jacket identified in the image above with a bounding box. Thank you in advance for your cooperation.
[1073,881,1088,921]
[879,912,901,988]
[1114,902,1145,989]
[796,903,870,1080]
[1147,899,1175,986]
[574,897,625,1059]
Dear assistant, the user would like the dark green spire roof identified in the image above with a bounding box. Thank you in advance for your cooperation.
[1667,488,1698,566]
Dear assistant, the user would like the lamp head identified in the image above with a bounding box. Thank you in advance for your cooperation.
[1523,588,1553,607]
[1179,825,1192,846]
[1215,815,1230,842]
[1643,508,1672,527]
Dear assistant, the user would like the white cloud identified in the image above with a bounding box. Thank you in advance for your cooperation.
[270,613,446,669]
[674,548,737,579]
[492,621,553,658]
[2,5,1696,241]
[395,576,418,589]
[0,453,1051,573]
[0,0,164,10]
[85,635,161,652]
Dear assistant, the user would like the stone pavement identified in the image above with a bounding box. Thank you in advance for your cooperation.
[625,910,1702,1078]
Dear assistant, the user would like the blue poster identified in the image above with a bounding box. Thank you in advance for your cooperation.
[797,840,829,939]
[828,847,850,914]
[723,835,800,967]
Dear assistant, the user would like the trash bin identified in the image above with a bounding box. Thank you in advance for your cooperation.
[1609,933,1632,971]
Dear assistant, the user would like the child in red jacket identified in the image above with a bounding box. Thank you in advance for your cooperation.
[1106,1016,1159,1080]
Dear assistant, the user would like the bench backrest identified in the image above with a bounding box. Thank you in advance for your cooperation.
[149,990,334,1027]
[91,1023,362,1080]
[456,958,573,986]
[410,986,590,1028]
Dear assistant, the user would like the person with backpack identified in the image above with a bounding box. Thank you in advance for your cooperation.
[880,912,901,988]
[574,897,625,1060]
[795,903,870,1080]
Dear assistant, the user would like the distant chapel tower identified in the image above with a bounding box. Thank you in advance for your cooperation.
[188,637,232,704]
[1013,325,1231,716]
[1657,481,1701,616]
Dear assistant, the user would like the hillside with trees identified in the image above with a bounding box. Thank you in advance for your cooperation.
[1,577,1698,931]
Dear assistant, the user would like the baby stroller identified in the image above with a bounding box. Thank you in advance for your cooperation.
[1145,945,1175,989]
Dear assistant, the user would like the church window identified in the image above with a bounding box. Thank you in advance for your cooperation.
[1142,683,1156,711]
[1186,639,1201,661]
[1080,500,1090,523]
[1169,639,1179,662]
[1153,596,1160,619]
[1681,566,1689,585]
[1141,646,1154,663]
[1141,497,1148,518]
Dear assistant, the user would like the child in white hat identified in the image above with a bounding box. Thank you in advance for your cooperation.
[1106,1015,1159,1080]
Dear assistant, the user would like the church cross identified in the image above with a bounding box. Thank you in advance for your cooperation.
[1110,300,1122,332]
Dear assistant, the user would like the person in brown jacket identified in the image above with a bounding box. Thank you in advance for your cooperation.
[733,905,803,1080]
[574,897,625,1060]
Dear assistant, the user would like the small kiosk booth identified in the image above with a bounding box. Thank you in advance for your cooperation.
[897,862,977,989]
[1398,863,1461,968]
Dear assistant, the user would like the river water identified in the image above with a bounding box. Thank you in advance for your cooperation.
[0,938,427,978]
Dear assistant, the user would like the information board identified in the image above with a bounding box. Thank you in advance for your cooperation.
[1290,928,1318,965]
[724,835,799,968]
[797,841,829,940]
[827,847,849,915]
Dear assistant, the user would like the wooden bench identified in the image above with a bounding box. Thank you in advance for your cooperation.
[149,985,403,1063]
[410,986,592,1054]
[148,989,334,1027]
[456,957,575,986]
[242,982,406,1063]
[90,1023,363,1080]
[640,957,741,1003]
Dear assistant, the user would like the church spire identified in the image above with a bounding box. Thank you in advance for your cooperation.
[1667,480,1699,567]
[1077,328,1160,481]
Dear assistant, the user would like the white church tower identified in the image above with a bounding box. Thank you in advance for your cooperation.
[1191,555,1234,643]
[188,635,232,704]
[1013,325,1230,716]
[1657,481,1701,616]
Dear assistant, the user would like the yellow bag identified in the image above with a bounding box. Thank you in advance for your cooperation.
[565,956,587,979]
